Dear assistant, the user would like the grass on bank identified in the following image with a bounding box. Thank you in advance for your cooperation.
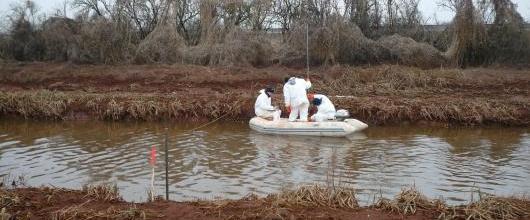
[0,64,528,125]
[0,90,251,121]
[2,182,530,220]
[0,89,527,126]
[272,184,358,209]
[52,204,146,220]
[375,186,447,215]
[82,184,121,202]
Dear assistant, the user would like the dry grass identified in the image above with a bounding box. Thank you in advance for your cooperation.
[272,184,358,209]
[457,192,530,220]
[0,207,12,220]
[2,184,530,220]
[373,186,530,220]
[315,65,467,95]
[52,204,146,220]
[376,186,446,215]
[0,64,527,125]
[330,96,527,126]
[0,91,251,121]
[197,185,530,219]
[82,184,121,202]
[0,189,20,208]
[312,65,529,125]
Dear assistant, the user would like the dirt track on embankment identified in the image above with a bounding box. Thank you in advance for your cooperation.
[0,62,528,126]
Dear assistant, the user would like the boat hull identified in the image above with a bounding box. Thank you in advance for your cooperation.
[249,117,368,137]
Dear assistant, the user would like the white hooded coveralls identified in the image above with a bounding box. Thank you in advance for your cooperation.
[283,77,312,122]
[311,94,336,122]
[255,89,280,119]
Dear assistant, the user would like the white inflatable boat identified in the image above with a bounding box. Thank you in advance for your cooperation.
[249,117,368,137]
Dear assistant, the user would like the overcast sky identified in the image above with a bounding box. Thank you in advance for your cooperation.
[1,0,529,24]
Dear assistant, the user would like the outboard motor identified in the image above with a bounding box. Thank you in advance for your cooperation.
[335,109,350,121]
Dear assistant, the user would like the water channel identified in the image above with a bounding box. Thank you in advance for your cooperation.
[1,119,528,204]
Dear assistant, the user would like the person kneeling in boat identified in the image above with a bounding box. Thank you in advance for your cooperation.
[255,86,281,121]
[308,94,336,122]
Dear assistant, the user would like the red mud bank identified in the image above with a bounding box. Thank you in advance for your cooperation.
[0,187,418,220]
[3,185,530,220]
[0,62,529,126]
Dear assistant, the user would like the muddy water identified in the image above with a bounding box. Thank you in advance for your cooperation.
[0,119,529,204]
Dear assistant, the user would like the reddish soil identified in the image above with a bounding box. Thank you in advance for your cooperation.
[0,62,528,125]
[3,187,437,220]
[0,62,292,94]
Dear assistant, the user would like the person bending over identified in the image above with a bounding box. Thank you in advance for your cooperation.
[308,94,336,122]
[283,76,312,122]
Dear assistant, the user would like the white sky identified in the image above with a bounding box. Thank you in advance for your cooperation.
[0,0,529,24]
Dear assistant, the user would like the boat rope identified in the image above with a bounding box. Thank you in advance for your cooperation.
[186,112,230,133]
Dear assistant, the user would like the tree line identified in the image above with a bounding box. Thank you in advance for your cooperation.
[0,0,528,67]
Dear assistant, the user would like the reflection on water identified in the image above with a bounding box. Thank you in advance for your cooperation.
[0,119,529,204]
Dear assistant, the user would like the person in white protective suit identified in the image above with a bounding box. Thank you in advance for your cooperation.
[283,76,312,122]
[308,94,336,122]
[254,86,281,120]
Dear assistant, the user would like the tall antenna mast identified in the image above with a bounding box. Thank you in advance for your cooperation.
[305,1,309,79]
[63,0,67,18]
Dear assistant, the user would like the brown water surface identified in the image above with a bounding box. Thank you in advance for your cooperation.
[0,119,528,204]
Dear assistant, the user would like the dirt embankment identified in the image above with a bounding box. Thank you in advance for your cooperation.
[0,62,528,126]
[3,184,529,220]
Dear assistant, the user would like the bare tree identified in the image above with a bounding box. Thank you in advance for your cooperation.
[344,0,382,35]
[122,0,165,39]
[247,0,274,30]
[397,0,421,28]
[172,0,200,45]
[219,0,249,28]
[386,0,396,32]
[272,0,302,37]
[72,0,106,16]
[444,0,487,66]
[198,0,218,43]
[491,0,524,25]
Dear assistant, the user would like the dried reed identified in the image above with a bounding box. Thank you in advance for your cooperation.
[272,184,358,209]
[82,184,121,202]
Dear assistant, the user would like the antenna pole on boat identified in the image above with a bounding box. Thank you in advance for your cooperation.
[164,128,169,200]
[305,2,309,79]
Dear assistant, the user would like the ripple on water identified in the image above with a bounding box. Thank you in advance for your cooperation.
[0,120,529,203]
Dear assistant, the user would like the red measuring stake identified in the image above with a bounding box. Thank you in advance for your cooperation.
[150,146,157,166]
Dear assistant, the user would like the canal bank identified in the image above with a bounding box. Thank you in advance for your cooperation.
[2,184,529,220]
[0,63,529,126]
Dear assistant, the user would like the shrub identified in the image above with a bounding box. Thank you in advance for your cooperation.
[41,17,78,61]
[378,34,446,68]
[282,17,390,66]
[74,18,137,64]
[182,27,273,67]
[486,23,530,65]
[135,22,185,64]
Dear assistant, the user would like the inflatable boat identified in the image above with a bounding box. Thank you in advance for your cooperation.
[249,117,368,137]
